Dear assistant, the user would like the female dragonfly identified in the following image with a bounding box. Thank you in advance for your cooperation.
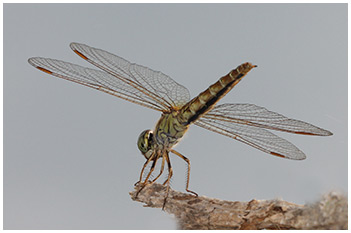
[28,43,332,197]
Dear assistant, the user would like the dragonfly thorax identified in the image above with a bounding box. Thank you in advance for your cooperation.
[137,129,154,159]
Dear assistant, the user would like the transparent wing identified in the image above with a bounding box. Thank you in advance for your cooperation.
[195,104,332,160]
[29,57,165,111]
[203,103,332,136]
[70,42,191,110]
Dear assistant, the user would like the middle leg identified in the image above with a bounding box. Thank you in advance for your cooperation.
[162,152,173,209]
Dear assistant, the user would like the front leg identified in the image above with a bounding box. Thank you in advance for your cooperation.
[134,155,154,186]
[135,151,160,197]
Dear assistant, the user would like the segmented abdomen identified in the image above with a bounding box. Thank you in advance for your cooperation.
[178,62,256,125]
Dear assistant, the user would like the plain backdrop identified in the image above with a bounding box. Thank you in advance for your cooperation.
[4,3,347,230]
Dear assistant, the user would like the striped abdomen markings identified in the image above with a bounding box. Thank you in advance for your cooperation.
[179,62,257,125]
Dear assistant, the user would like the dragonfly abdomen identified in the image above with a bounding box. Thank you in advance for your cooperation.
[179,62,257,125]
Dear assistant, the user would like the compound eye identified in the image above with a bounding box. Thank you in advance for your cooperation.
[137,130,153,156]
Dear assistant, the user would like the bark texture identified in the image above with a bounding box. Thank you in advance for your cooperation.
[130,183,347,230]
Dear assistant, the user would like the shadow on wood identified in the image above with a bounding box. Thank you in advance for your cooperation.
[130,183,347,230]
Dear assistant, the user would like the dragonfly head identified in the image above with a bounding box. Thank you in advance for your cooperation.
[137,130,154,159]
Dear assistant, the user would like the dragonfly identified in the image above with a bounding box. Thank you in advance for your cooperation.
[28,43,332,199]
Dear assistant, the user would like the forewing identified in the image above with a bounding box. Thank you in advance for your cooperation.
[28,57,166,111]
[70,43,191,109]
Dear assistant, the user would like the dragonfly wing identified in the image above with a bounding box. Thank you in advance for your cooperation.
[195,115,307,160]
[203,103,332,136]
[70,43,191,109]
[195,103,332,159]
[28,57,166,111]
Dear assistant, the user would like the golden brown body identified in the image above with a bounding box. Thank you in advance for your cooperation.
[153,62,257,150]
[136,62,257,203]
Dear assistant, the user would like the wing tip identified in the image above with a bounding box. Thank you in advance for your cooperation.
[324,130,333,136]
[294,129,333,136]
[28,57,35,65]
[28,58,53,74]
[70,42,88,50]
[69,42,79,49]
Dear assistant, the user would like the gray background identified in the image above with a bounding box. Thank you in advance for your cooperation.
[4,3,347,230]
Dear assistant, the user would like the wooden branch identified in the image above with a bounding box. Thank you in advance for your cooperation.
[130,183,347,230]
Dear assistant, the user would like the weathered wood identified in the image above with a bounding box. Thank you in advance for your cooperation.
[130,183,347,230]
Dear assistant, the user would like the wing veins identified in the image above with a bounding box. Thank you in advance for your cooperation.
[78,57,170,110]
[195,116,307,160]
[129,65,174,109]
[202,103,332,136]
[51,58,164,110]
[203,114,317,135]
[28,57,165,111]
[71,43,188,110]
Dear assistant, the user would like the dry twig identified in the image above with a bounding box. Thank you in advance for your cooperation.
[130,183,347,230]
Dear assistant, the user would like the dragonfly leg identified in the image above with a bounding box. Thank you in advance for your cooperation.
[134,153,154,186]
[162,153,173,210]
[171,149,198,197]
[142,156,158,185]
[151,154,165,183]
[135,155,159,197]
[162,153,173,186]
